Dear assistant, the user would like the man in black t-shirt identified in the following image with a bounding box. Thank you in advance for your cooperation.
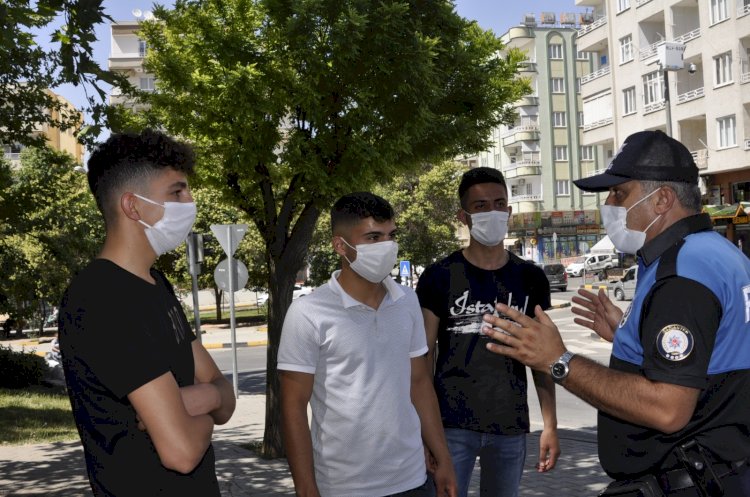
[59,130,235,496]
[416,167,560,497]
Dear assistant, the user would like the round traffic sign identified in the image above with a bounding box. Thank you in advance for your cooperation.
[213,258,249,292]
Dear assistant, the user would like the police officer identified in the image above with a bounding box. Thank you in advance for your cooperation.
[480,130,750,496]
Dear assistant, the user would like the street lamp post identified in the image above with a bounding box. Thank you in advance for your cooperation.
[657,42,686,138]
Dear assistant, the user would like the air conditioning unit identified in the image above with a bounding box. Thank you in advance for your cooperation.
[518,179,526,186]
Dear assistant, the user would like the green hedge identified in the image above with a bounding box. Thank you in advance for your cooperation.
[0,346,47,388]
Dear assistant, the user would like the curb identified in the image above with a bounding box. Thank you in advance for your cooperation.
[550,301,571,309]
[581,284,609,290]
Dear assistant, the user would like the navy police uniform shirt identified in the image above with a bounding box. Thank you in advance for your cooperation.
[598,214,750,479]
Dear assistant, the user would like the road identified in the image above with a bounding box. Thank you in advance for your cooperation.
[209,276,632,433]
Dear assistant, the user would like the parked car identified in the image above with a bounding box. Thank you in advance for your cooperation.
[293,285,314,300]
[565,253,617,277]
[537,263,567,292]
[611,265,638,301]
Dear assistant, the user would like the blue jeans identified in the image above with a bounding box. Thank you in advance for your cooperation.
[444,428,526,497]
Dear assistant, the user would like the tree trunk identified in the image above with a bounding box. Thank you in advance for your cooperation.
[213,286,222,321]
[261,203,320,459]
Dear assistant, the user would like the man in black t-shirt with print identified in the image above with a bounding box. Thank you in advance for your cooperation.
[416,167,560,497]
[59,130,235,496]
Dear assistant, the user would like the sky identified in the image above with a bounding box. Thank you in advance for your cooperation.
[44,0,586,144]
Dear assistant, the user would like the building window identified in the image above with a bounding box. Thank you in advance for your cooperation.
[549,44,563,60]
[139,40,147,57]
[714,51,733,86]
[553,112,567,127]
[619,35,633,64]
[578,111,584,128]
[642,71,664,105]
[623,86,636,115]
[577,50,591,60]
[556,180,570,196]
[139,77,156,91]
[617,0,630,13]
[3,143,23,160]
[576,78,582,93]
[717,115,737,148]
[580,146,594,161]
[554,145,568,161]
[551,78,565,93]
[710,0,729,24]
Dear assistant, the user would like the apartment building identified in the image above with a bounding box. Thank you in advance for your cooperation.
[108,17,155,109]
[2,90,85,166]
[577,0,750,248]
[472,13,607,262]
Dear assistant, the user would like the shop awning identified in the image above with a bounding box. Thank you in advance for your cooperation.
[703,204,750,224]
[589,235,614,253]
[503,238,519,247]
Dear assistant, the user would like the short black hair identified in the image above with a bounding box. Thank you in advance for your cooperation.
[458,167,507,207]
[87,129,195,224]
[331,192,394,234]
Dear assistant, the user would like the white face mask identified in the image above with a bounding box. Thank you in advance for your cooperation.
[466,210,509,247]
[600,188,661,254]
[341,238,399,283]
[135,194,197,256]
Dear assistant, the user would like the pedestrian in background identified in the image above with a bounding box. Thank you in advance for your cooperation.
[482,130,750,496]
[59,130,236,496]
[416,167,560,497]
[279,191,457,497]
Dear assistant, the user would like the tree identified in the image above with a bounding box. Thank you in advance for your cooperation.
[0,147,102,330]
[157,186,267,320]
[0,0,125,146]
[127,0,530,458]
[375,160,466,277]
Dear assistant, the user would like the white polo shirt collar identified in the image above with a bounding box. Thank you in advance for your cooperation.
[328,270,405,309]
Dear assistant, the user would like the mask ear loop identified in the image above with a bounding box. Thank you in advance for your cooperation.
[627,187,662,234]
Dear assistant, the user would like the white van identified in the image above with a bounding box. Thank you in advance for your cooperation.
[565,253,617,277]
[612,266,638,301]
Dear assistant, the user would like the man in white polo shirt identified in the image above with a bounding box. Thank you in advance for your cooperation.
[279,192,457,497]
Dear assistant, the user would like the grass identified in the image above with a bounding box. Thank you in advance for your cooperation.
[192,306,268,325]
[0,384,78,445]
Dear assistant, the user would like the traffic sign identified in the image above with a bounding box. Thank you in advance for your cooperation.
[214,258,249,292]
[210,224,248,257]
[400,260,411,278]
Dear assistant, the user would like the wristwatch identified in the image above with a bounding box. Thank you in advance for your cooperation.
[550,351,576,384]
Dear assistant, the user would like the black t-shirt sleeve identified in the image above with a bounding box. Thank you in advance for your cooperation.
[416,265,446,318]
[62,282,171,400]
[639,276,721,388]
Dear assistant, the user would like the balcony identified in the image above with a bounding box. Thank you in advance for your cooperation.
[502,129,541,147]
[516,95,539,107]
[502,26,534,43]
[674,28,701,45]
[518,60,537,73]
[581,65,611,85]
[636,0,653,6]
[505,154,541,168]
[577,16,607,38]
[109,55,144,70]
[742,60,750,84]
[504,160,542,179]
[745,139,750,150]
[583,117,613,131]
[676,87,704,104]
[639,40,664,61]
[510,194,543,202]
[643,100,666,114]
[740,2,750,18]
[691,149,708,169]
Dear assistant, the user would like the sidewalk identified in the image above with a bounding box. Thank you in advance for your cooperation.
[0,298,613,496]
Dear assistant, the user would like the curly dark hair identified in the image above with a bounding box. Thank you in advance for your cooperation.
[86,129,195,224]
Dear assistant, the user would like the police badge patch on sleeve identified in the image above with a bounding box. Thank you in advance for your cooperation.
[656,324,694,361]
